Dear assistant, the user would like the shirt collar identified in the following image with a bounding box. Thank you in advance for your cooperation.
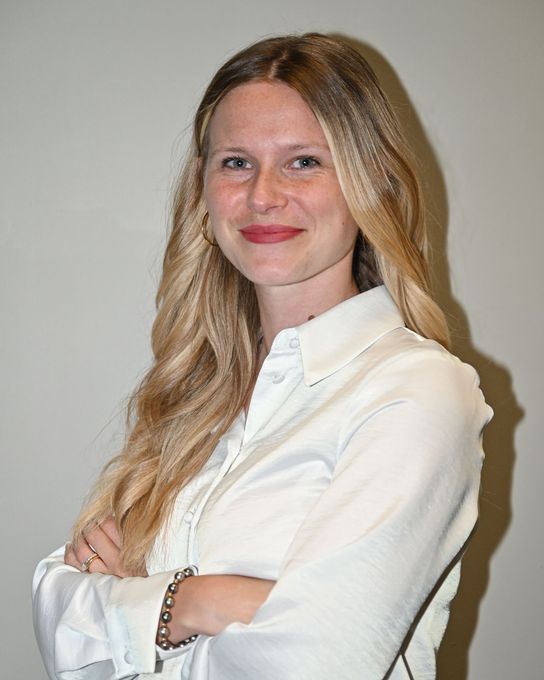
[293,285,405,386]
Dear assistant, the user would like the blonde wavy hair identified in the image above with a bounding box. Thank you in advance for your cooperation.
[73,33,449,575]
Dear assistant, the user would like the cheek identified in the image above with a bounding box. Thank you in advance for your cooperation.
[204,183,241,226]
[317,198,358,240]
[329,191,358,239]
[306,182,352,223]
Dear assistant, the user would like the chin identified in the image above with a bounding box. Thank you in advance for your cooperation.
[244,275,299,289]
[236,264,297,287]
[244,275,292,288]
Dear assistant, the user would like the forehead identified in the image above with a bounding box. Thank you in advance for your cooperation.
[206,80,327,149]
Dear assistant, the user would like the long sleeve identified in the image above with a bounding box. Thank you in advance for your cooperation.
[32,289,492,680]
[183,347,492,680]
[32,548,178,679]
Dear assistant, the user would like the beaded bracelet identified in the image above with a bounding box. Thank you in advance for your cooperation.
[157,566,199,650]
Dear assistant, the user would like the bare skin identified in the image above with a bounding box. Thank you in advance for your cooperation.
[65,521,275,642]
[166,574,275,642]
[64,518,130,577]
[202,80,360,353]
[64,81,359,645]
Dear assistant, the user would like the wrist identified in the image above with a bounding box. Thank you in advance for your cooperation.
[156,567,199,650]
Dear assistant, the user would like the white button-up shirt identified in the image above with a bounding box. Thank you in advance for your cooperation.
[33,285,493,680]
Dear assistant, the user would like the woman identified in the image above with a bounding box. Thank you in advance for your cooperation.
[33,33,492,679]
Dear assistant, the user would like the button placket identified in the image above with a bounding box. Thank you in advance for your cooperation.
[186,421,245,565]
[243,333,302,444]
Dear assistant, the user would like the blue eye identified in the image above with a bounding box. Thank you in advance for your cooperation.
[292,156,320,169]
[223,157,250,169]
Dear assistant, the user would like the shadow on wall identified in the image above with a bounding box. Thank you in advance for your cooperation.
[335,35,523,680]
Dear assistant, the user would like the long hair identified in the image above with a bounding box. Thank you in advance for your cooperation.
[73,33,449,575]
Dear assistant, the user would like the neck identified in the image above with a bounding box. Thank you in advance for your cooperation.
[255,277,359,353]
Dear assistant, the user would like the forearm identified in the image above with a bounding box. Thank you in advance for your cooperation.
[168,575,275,643]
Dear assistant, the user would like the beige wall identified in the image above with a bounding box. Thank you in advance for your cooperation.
[2,1,541,677]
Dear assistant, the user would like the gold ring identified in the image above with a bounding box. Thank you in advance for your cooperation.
[81,552,100,572]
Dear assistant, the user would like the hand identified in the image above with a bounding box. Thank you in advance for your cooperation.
[64,517,132,578]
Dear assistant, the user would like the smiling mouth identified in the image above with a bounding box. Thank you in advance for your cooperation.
[239,224,304,244]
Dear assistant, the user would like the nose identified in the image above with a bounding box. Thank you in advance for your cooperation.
[247,167,288,214]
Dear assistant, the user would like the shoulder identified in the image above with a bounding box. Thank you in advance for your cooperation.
[351,327,492,431]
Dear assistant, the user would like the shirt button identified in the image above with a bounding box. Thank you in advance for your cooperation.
[124,651,133,664]
[289,337,300,349]
[183,510,194,523]
[271,373,285,384]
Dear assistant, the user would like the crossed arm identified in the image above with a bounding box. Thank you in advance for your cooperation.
[64,518,275,643]
[35,350,491,679]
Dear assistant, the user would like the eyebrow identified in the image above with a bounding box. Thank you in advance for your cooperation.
[209,143,331,157]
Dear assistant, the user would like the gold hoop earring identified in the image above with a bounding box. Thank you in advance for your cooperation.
[200,214,218,247]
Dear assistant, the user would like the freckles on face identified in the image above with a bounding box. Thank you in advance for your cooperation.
[202,80,359,291]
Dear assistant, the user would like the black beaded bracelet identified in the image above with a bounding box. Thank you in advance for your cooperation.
[157,566,199,650]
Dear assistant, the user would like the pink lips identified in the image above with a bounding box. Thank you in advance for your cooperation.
[239,224,304,244]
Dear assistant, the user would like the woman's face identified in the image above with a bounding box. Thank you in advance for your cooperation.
[203,80,359,297]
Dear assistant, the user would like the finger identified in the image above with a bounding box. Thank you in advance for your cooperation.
[64,543,80,569]
[82,553,108,574]
[65,540,110,574]
[64,543,102,572]
[85,526,118,563]
[70,540,98,570]
[100,517,122,548]
[84,526,127,576]
[72,537,97,565]
[72,530,121,575]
